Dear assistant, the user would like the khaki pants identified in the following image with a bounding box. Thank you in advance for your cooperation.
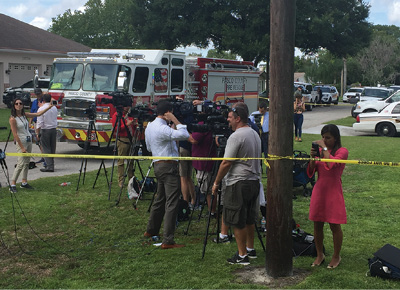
[12,139,32,183]
[117,137,134,187]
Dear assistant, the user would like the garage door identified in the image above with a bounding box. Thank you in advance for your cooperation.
[8,64,39,87]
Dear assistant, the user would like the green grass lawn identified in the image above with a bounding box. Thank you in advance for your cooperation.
[0,108,12,141]
[1,111,400,288]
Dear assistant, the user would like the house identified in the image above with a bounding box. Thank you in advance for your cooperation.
[0,13,90,104]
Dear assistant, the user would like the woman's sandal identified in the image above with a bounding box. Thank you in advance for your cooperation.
[311,255,325,267]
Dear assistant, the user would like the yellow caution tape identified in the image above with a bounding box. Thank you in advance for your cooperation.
[5,152,400,167]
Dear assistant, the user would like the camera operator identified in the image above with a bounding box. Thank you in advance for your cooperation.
[211,103,261,265]
[111,106,136,188]
[190,122,217,214]
[144,99,190,249]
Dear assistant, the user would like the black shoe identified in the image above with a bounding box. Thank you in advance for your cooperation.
[227,252,250,265]
[247,249,257,259]
[20,183,34,190]
[40,168,54,172]
[9,186,17,193]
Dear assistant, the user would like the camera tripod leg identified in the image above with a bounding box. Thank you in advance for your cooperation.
[202,194,216,259]
[255,221,266,252]
[133,161,154,210]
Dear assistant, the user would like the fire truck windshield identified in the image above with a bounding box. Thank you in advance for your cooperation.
[50,63,121,92]
[50,63,84,90]
[82,64,119,92]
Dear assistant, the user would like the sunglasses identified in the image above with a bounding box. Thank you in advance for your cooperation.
[15,102,23,105]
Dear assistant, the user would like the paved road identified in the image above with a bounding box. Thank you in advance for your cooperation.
[0,102,365,185]
[302,102,367,136]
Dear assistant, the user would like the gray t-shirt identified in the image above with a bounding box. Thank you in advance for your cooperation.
[224,126,261,186]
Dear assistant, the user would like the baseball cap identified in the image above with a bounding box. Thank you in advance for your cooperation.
[34,88,42,94]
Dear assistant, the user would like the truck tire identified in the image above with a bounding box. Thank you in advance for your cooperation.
[306,104,313,111]
[376,123,397,137]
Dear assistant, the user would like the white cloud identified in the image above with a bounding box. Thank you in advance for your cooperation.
[30,17,51,30]
[388,1,400,24]
[4,3,28,19]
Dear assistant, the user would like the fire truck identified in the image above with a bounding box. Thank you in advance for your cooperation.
[48,49,261,146]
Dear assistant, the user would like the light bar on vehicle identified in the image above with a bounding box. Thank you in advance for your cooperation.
[123,53,145,60]
[67,52,121,58]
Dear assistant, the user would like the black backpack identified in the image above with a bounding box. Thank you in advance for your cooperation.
[177,199,191,222]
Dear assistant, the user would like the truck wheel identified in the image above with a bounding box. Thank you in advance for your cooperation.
[376,123,397,137]
[306,104,313,111]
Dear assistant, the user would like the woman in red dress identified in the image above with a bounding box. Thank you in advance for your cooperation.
[307,124,348,269]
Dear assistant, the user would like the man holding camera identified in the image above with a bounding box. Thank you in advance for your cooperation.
[144,99,190,249]
[111,106,136,188]
[212,102,261,265]
[36,94,58,172]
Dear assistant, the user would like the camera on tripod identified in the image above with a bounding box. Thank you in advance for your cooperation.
[101,91,133,108]
[83,102,97,120]
[128,104,156,123]
[189,102,230,136]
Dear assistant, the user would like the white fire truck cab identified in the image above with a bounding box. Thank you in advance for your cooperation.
[49,49,260,146]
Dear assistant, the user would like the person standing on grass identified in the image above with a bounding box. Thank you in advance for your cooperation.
[143,99,189,249]
[212,102,261,265]
[9,98,53,193]
[293,93,305,142]
[308,124,348,269]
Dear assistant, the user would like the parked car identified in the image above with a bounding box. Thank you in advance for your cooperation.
[389,85,400,92]
[2,77,50,108]
[343,87,364,103]
[311,85,339,104]
[351,87,397,118]
[353,101,400,137]
[294,82,315,111]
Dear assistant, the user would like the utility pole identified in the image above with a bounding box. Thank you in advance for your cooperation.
[266,0,296,278]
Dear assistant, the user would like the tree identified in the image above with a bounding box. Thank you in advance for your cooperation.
[206,49,237,60]
[296,0,371,58]
[49,0,371,66]
[50,0,140,48]
[357,32,400,85]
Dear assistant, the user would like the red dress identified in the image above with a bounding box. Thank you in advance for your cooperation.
[307,147,349,224]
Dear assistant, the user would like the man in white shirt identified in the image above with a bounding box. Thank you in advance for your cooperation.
[144,99,189,249]
[36,94,58,172]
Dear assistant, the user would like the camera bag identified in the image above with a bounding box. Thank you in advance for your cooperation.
[368,244,400,279]
[177,199,191,222]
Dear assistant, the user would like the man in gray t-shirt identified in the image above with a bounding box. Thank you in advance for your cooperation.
[212,102,261,265]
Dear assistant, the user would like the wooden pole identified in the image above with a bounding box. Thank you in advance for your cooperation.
[266,0,296,278]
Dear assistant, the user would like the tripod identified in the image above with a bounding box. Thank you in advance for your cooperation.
[0,130,12,189]
[92,106,133,200]
[114,123,146,206]
[76,115,100,191]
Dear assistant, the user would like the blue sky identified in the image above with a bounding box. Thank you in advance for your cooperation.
[0,0,397,55]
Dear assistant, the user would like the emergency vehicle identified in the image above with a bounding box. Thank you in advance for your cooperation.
[48,49,261,146]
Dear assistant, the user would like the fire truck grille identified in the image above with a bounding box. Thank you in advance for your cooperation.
[64,100,93,118]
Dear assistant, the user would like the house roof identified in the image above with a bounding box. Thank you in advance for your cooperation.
[0,13,91,54]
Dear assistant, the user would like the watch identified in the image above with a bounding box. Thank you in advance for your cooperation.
[322,147,328,151]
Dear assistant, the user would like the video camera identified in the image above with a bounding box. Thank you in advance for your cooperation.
[128,104,156,123]
[171,98,230,136]
[83,102,97,120]
[101,91,133,108]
